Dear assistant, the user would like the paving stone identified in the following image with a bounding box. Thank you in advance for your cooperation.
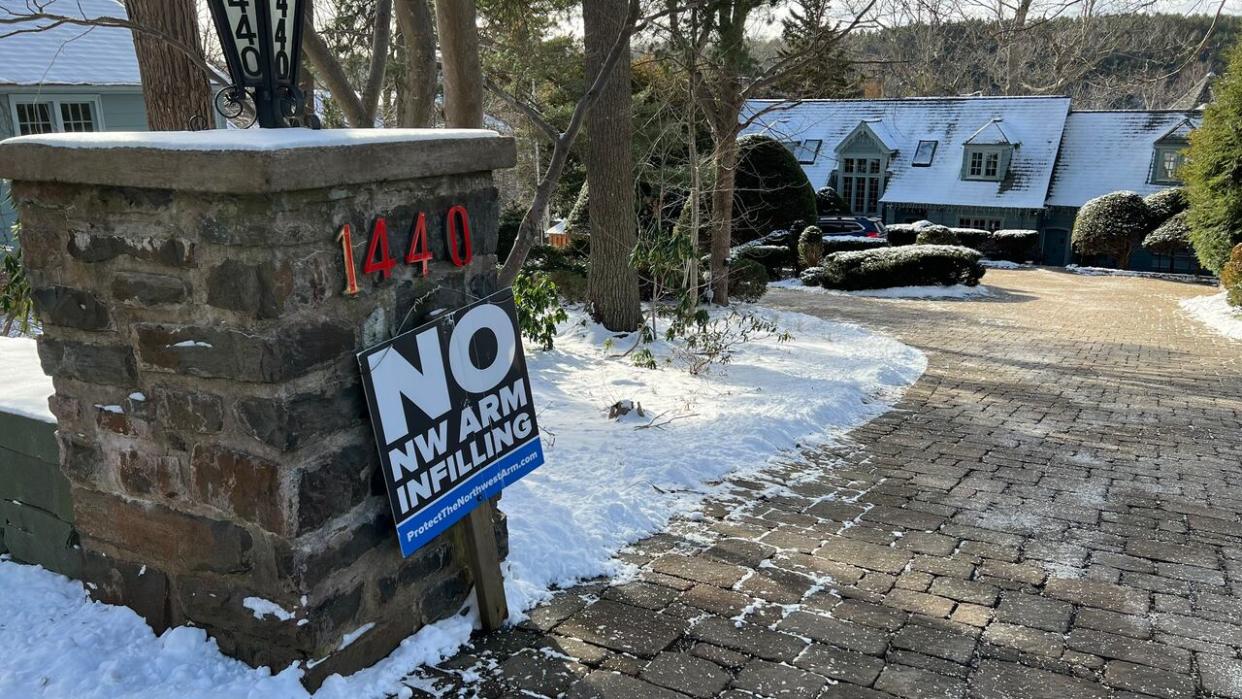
[832,599,909,631]
[732,658,826,698]
[1199,653,1242,699]
[1103,660,1196,699]
[1152,612,1242,646]
[1044,578,1150,615]
[892,623,977,664]
[498,649,589,697]
[1126,539,1220,569]
[994,592,1073,633]
[882,589,956,618]
[1067,628,1190,673]
[875,663,966,699]
[981,622,1063,658]
[640,652,730,698]
[793,642,886,685]
[680,584,753,617]
[929,578,1000,606]
[650,554,748,588]
[817,538,913,574]
[776,611,890,655]
[565,670,686,699]
[950,603,993,628]
[737,566,815,604]
[821,683,899,699]
[704,538,776,568]
[895,532,959,556]
[969,659,1110,699]
[689,616,807,662]
[863,506,947,530]
[689,643,750,670]
[603,581,680,611]
[555,601,683,658]
[1072,608,1152,639]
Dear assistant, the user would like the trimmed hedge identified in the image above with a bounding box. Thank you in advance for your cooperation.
[1222,243,1242,307]
[915,225,960,246]
[1144,187,1187,224]
[732,134,818,244]
[733,244,793,278]
[983,229,1039,262]
[1142,211,1191,255]
[1073,191,1152,266]
[1184,41,1242,273]
[729,257,769,302]
[821,236,890,255]
[806,245,985,290]
[950,228,991,250]
[885,224,919,246]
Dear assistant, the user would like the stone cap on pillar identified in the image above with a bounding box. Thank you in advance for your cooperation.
[0,128,517,193]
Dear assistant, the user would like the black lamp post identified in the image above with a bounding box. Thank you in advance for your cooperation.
[206,0,315,128]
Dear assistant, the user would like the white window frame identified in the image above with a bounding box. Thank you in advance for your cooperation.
[8,94,106,135]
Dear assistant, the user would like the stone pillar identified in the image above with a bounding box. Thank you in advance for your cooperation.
[0,130,516,687]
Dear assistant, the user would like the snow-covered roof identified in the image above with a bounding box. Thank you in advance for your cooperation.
[1045,111,1201,208]
[741,96,1071,210]
[0,0,142,87]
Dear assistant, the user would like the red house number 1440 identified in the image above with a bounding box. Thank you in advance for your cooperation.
[336,205,474,295]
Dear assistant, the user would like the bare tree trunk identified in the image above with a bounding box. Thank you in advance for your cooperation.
[583,0,642,332]
[709,130,739,304]
[395,0,438,127]
[123,0,211,130]
[303,19,370,126]
[362,0,394,125]
[435,0,483,128]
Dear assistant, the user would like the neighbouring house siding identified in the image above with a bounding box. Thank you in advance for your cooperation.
[0,87,149,242]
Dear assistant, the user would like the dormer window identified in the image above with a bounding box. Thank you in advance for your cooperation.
[1152,145,1187,184]
[963,146,1007,181]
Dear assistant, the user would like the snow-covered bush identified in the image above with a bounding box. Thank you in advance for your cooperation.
[809,245,985,290]
[885,224,919,246]
[950,228,990,250]
[1072,191,1152,268]
[1144,187,1187,225]
[983,229,1039,262]
[729,258,770,301]
[821,236,889,255]
[1142,211,1192,255]
[798,226,825,269]
[816,187,850,216]
[915,225,960,246]
[732,244,793,279]
[1222,243,1242,307]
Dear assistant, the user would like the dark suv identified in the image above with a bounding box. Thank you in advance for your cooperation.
[817,216,887,238]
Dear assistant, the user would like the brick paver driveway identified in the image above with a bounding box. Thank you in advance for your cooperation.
[419,268,1242,699]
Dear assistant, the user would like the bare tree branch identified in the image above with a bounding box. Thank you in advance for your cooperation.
[362,0,394,124]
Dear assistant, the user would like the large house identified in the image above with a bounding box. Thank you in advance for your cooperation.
[741,96,1202,271]
[0,0,149,239]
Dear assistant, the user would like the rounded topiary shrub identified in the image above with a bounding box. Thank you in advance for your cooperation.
[798,226,825,269]
[885,224,919,247]
[983,229,1039,262]
[915,225,960,246]
[819,245,985,290]
[732,134,818,245]
[1073,191,1152,268]
[816,187,850,216]
[822,236,889,255]
[1144,187,1188,225]
[800,265,825,286]
[729,257,770,302]
[950,228,990,250]
[1221,243,1242,307]
[1143,211,1192,255]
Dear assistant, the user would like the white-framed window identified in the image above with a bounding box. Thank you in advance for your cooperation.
[839,156,884,217]
[963,146,1008,181]
[959,217,1002,232]
[9,95,103,136]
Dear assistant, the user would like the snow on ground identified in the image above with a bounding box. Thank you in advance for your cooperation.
[1180,292,1242,341]
[771,278,992,300]
[1063,264,1217,284]
[0,336,54,422]
[981,260,1030,269]
[0,305,925,698]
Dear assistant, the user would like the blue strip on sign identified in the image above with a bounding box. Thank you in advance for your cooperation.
[395,437,545,558]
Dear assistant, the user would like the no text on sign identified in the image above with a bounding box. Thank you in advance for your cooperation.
[357,289,544,557]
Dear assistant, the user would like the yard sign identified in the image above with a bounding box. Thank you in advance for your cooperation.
[358,289,544,557]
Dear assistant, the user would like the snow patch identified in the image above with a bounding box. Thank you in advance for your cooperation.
[0,337,54,423]
[129,392,147,402]
[1179,292,1242,341]
[1063,265,1216,284]
[93,404,124,414]
[338,623,376,652]
[243,597,296,623]
[8,128,501,152]
[170,340,214,348]
[772,279,992,299]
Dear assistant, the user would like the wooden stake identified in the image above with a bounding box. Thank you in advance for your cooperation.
[460,500,507,630]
